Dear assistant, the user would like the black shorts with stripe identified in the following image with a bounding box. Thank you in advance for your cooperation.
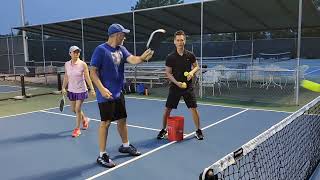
[98,93,127,121]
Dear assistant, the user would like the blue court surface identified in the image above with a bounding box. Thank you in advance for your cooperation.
[0,85,21,93]
[0,97,291,180]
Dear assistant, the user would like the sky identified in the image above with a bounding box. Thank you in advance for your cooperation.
[0,0,197,35]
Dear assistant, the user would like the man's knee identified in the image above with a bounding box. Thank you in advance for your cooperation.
[117,118,127,126]
[165,108,172,114]
[190,107,198,112]
[100,121,111,128]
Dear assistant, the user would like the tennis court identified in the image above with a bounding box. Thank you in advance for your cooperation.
[0,96,292,180]
[1,0,320,179]
[0,85,21,93]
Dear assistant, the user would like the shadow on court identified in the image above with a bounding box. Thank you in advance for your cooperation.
[12,163,97,180]
[0,130,72,147]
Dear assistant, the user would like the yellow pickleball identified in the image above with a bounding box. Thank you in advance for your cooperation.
[301,80,320,92]
[184,72,189,77]
[181,82,187,89]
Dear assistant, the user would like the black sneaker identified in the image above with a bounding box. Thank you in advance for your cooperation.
[97,153,116,168]
[195,129,204,140]
[119,144,141,156]
[157,129,167,139]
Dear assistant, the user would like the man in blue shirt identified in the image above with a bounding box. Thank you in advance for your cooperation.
[90,23,154,168]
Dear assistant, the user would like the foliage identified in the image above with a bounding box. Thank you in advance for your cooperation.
[132,0,184,10]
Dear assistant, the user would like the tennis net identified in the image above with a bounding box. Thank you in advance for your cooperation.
[258,51,292,63]
[0,72,63,100]
[198,54,252,62]
[0,74,22,100]
[200,96,320,180]
[197,54,253,69]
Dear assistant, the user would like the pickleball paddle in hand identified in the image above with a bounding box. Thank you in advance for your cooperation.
[146,29,166,51]
[59,95,66,112]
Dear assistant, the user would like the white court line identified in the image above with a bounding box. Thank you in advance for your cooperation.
[304,68,320,76]
[0,100,97,119]
[40,110,161,132]
[0,95,291,120]
[85,109,248,180]
[126,96,292,113]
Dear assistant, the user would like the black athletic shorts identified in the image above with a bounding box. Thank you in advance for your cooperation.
[98,93,127,121]
[165,86,197,109]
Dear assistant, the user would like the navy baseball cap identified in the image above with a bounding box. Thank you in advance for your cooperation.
[107,23,130,36]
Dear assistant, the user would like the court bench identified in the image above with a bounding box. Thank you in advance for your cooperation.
[125,75,165,88]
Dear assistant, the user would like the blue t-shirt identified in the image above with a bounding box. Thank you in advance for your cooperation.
[90,43,131,103]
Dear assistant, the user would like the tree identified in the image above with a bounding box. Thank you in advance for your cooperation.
[132,0,184,10]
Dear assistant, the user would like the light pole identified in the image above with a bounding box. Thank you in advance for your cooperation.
[20,0,29,62]
[295,0,303,105]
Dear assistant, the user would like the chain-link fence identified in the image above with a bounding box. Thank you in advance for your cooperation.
[2,31,320,105]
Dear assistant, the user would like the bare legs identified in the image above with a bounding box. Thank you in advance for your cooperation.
[70,100,85,129]
[161,107,200,130]
[98,118,129,152]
